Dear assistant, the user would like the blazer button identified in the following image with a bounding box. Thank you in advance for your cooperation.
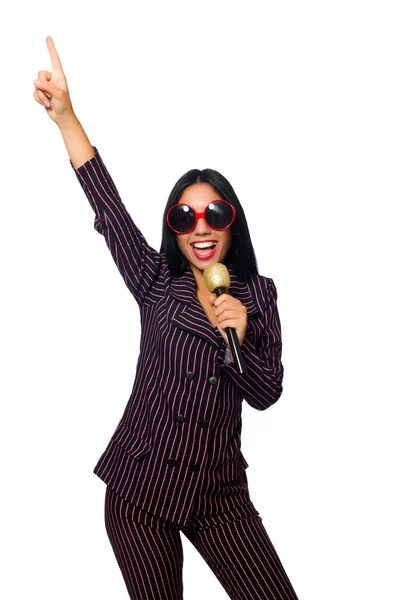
[208,375,218,385]
[198,419,208,428]
[176,414,185,423]
[186,371,196,380]
[167,458,178,467]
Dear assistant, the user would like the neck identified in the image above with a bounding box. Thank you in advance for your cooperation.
[190,263,208,294]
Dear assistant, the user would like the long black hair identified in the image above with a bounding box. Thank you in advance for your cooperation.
[159,168,259,281]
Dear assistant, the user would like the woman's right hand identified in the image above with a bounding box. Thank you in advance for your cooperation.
[33,36,74,125]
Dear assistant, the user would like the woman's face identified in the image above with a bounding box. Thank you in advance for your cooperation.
[175,183,233,272]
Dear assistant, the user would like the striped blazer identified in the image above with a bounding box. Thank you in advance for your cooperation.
[71,148,284,527]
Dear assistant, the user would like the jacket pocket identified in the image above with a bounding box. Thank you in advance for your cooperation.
[110,422,152,460]
[216,450,249,480]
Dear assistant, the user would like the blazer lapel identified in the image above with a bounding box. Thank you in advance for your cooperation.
[169,265,260,351]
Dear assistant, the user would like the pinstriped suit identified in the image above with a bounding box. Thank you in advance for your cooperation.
[71,149,299,599]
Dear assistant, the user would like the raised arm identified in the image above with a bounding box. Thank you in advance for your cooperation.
[33,36,95,168]
[33,36,162,306]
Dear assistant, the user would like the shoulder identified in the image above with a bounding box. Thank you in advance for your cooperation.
[249,274,278,310]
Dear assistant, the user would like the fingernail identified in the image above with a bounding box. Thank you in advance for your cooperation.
[34,79,40,85]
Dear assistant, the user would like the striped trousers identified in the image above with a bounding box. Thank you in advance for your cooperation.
[104,485,300,599]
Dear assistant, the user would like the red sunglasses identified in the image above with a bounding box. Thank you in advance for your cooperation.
[166,199,236,234]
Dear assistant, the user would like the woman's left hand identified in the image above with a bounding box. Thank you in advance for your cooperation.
[208,293,247,349]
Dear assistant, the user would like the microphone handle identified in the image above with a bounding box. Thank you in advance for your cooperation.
[216,287,247,375]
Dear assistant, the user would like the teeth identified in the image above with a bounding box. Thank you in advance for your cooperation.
[192,242,217,249]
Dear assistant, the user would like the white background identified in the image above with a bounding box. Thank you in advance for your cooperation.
[1,1,396,598]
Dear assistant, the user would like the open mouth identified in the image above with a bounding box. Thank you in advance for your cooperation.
[191,241,218,258]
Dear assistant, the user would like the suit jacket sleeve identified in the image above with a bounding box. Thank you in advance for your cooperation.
[221,277,284,411]
[70,147,162,306]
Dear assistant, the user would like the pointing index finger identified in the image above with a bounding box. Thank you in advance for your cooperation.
[46,36,64,72]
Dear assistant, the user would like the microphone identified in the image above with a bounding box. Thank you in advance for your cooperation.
[203,263,247,375]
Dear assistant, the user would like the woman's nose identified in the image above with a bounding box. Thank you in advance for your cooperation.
[195,216,211,232]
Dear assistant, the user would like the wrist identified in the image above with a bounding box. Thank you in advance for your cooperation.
[56,111,79,132]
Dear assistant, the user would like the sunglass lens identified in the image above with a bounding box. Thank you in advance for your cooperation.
[206,201,234,229]
[168,205,195,233]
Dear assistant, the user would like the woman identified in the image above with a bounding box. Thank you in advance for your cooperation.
[33,36,299,600]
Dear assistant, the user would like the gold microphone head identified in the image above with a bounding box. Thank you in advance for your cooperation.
[203,263,231,293]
